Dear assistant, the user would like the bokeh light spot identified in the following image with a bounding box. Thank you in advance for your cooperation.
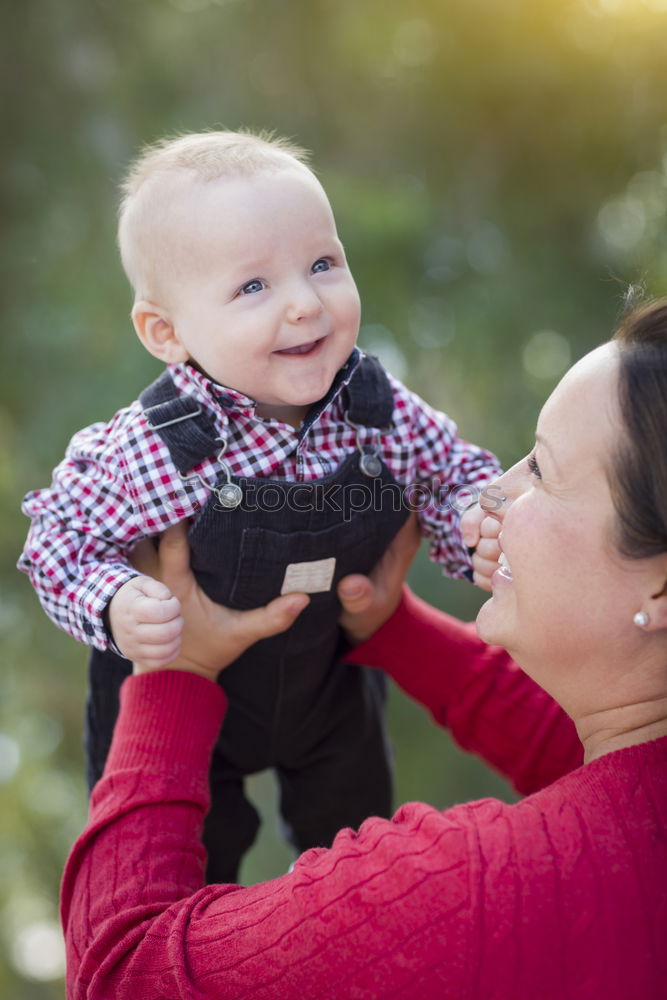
[597,195,646,252]
[15,712,63,759]
[410,298,456,349]
[22,769,78,819]
[0,733,21,783]
[10,920,66,982]
[393,19,437,67]
[466,223,510,275]
[359,324,407,380]
[522,330,572,380]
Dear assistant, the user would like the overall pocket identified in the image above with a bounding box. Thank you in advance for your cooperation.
[229,517,378,611]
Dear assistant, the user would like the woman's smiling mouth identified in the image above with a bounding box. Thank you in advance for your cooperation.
[491,550,513,588]
[498,552,513,579]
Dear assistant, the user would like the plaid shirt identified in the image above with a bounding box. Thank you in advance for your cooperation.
[19,353,500,651]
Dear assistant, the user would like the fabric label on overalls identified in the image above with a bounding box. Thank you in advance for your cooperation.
[280,557,336,595]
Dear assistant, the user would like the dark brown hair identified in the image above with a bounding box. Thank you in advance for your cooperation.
[610,297,667,560]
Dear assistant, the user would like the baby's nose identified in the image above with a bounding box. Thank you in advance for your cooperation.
[285,282,324,322]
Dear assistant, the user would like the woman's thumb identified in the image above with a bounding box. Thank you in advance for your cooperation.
[158,520,191,581]
[241,592,310,643]
[338,575,374,613]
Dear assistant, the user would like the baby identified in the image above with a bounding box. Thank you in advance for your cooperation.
[20,131,500,882]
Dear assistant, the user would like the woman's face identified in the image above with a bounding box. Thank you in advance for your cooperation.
[476,342,649,696]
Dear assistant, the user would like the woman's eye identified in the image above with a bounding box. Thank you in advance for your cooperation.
[238,279,265,296]
[527,453,542,479]
[311,258,332,274]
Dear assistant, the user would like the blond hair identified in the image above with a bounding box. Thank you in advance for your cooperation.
[118,129,312,301]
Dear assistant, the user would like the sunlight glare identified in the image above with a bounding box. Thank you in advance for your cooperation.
[592,0,667,13]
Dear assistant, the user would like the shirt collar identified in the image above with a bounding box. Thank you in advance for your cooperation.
[167,348,362,420]
[168,362,256,412]
[322,347,362,404]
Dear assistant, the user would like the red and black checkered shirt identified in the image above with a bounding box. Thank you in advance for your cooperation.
[19,356,500,650]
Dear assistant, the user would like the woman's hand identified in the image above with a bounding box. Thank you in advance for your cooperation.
[129,522,310,682]
[337,514,420,645]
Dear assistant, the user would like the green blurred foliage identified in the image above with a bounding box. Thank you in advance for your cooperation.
[3,0,667,993]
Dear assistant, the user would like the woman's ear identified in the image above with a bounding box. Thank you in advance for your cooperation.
[132,301,189,364]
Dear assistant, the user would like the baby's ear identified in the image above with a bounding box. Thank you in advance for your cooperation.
[132,301,189,364]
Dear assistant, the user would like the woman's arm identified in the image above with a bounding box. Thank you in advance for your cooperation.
[59,522,581,999]
[61,669,481,1000]
[349,588,583,794]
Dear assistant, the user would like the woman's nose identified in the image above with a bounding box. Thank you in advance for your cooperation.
[480,459,524,515]
[480,483,508,516]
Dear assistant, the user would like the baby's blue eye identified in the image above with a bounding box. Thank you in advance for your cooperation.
[239,279,265,295]
[311,258,331,274]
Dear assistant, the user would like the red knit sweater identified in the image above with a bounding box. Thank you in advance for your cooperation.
[61,591,667,999]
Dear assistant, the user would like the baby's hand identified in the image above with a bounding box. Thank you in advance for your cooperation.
[471,515,501,592]
[460,502,485,552]
[461,504,502,593]
[108,576,183,667]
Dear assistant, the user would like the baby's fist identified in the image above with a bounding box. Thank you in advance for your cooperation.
[108,576,183,667]
[471,515,502,592]
[460,502,485,551]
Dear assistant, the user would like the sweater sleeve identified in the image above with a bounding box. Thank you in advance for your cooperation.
[347,588,583,794]
[61,670,481,1000]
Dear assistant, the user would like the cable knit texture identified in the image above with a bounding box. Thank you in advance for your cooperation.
[61,592,667,999]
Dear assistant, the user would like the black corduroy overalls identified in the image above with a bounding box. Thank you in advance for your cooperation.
[85,354,410,881]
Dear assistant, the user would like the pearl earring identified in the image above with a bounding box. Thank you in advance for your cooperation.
[633,611,649,628]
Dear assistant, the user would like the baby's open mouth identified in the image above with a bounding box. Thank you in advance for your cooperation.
[274,338,324,356]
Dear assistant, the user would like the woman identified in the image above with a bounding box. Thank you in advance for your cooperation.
[60,301,667,999]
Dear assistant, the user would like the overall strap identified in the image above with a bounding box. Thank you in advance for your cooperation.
[343,354,394,428]
[139,371,220,474]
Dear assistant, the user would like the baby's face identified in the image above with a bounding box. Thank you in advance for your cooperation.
[160,167,361,423]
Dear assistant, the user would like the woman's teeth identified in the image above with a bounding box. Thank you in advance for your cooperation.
[498,552,513,578]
